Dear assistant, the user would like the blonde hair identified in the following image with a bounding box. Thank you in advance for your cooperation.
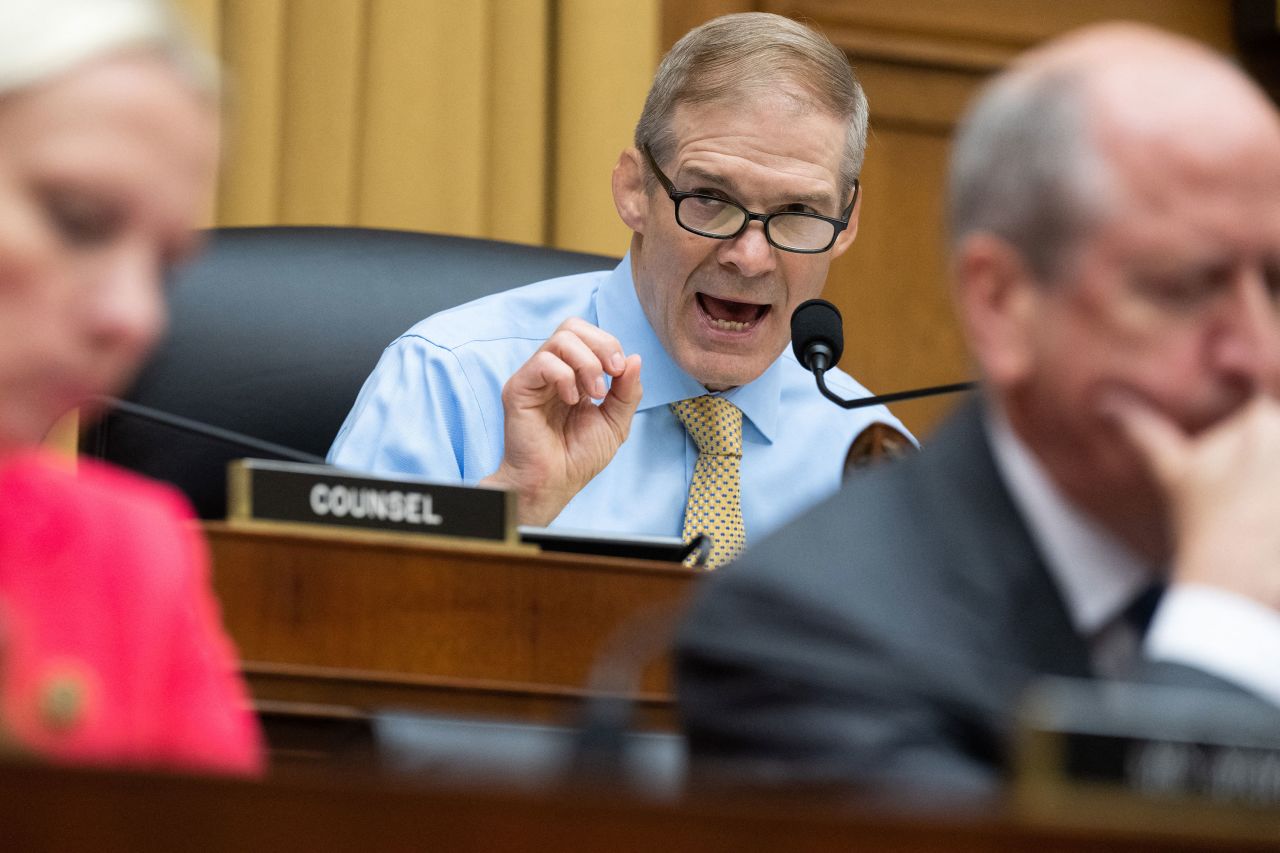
[0,0,216,99]
[635,12,867,193]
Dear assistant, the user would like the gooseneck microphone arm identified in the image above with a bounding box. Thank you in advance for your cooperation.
[97,397,327,464]
[813,371,977,411]
[791,298,977,410]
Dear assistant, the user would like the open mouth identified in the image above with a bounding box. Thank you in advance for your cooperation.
[696,292,771,332]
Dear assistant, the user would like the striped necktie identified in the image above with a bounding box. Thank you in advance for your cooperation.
[670,395,745,569]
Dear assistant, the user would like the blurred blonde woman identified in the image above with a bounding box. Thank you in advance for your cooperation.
[0,0,261,773]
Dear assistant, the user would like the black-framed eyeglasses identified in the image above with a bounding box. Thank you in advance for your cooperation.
[641,143,858,254]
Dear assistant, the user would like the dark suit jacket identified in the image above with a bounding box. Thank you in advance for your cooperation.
[676,401,1251,794]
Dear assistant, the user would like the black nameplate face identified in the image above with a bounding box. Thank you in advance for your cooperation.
[228,460,513,542]
[1018,677,1280,809]
[1061,732,1280,806]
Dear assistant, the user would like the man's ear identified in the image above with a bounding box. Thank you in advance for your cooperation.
[612,148,649,233]
[828,185,862,259]
[952,233,1041,388]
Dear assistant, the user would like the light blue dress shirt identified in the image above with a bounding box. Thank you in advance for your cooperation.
[328,257,910,541]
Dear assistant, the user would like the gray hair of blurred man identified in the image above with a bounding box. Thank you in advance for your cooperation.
[634,12,868,195]
[0,0,217,100]
[947,68,1115,282]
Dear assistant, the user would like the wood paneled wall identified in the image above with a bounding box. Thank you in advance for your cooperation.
[172,0,1238,438]
[174,0,660,254]
[664,0,1234,436]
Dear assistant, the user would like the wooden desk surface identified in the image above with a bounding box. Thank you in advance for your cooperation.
[206,523,698,727]
[4,759,1279,853]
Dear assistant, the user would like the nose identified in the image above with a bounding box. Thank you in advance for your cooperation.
[1209,268,1280,384]
[716,221,777,278]
[85,242,167,362]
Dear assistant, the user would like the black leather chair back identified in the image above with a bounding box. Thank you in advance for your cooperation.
[83,226,617,518]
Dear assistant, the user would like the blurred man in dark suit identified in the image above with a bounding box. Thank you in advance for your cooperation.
[677,22,1280,794]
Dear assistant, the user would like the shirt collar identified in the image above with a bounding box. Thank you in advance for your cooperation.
[595,254,785,443]
[984,404,1149,636]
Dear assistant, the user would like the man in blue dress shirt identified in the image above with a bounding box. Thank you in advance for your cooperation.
[328,13,907,543]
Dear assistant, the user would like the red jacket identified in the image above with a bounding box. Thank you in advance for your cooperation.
[0,451,262,774]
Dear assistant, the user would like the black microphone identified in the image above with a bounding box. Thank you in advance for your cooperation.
[790,299,977,410]
[791,298,844,372]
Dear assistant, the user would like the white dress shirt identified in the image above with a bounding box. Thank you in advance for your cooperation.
[986,407,1280,705]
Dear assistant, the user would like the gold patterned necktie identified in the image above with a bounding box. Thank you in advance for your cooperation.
[670,395,745,569]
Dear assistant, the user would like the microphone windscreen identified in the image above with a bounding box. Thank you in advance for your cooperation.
[790,299,844,369]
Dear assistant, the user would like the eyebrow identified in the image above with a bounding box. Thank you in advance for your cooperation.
[676,164,837,210]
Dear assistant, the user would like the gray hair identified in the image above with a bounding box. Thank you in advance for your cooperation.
[948,69,1111,281]
[635,12,868,195]
[0,0,217,100]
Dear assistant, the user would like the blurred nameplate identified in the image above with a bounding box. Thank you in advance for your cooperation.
[227,459,515,544]
[1015,677,1280,833]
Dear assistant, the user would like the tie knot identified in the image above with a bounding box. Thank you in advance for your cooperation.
[1123,583,1165,639]
[671,395,742,456]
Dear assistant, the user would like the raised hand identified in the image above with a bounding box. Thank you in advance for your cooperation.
[480,317,643,525]
[1106,392,1280,609]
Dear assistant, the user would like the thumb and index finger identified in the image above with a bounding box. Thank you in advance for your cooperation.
[545,317,644,430]
[599,353,643,428]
